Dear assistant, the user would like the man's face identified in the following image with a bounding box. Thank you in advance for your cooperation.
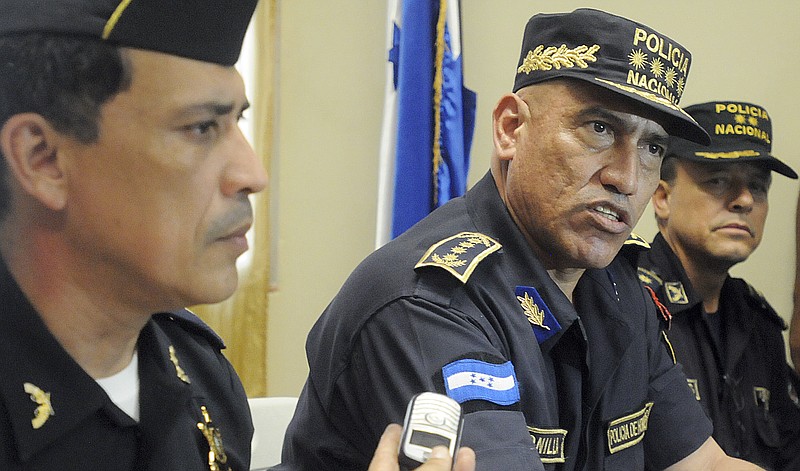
[658,160,770,268]
[60,48,267,310]
[501,80,668,270]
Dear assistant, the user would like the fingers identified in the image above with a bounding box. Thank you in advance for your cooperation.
[453,447,476,471]
[368,424,403,471]
[368,423,476,471]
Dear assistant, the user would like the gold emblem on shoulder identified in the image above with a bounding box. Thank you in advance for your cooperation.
[169,345,191,384]
[518,292,549,330]
[23,382,54,429]
[197,405,231,471]
[665,281,688,304]
[637,267,663,286]
[415,232,501,283]
[624,232,650,249]
[517,44,600,73]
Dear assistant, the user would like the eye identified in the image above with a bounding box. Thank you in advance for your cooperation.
[592,121,607,134]
[647,143,665,158]
[192,120,217,135]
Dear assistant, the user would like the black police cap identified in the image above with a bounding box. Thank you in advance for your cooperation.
[668,101,797,179]
[0,0,258,66]
[513,9,709,145]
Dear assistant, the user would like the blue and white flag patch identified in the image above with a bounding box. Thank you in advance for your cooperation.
[442,359,520,405]
[515,286,561,344]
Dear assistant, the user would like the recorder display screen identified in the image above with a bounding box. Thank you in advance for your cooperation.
[410,430,451,449]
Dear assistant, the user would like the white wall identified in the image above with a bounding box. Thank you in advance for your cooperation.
[266,0,800,395]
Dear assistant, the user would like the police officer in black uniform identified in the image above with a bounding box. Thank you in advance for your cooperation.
[276,9,763,471]
[0,1,262,469]
[638,101,800,470]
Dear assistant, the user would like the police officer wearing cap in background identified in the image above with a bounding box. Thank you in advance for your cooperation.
[276,9,762,471]
[0,1,478,470]
[637,101,800,470]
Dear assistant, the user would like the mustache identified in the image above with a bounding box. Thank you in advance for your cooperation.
[205,195,254,242]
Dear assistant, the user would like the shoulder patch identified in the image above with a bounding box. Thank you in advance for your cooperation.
[154,308,226,349]
[415,232,501,283]
[442,358,519,406]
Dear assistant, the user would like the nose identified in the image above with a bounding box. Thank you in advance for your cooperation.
[729,183,754,214]
[600,144,639,196]
[222,126,268,197]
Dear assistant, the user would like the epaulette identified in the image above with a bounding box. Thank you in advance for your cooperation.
[618,232,650,266]
[743,282,787,330]
[154,308,226,349]
[415,232,501,283]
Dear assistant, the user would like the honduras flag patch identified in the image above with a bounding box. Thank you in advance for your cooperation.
[442,359,520,405]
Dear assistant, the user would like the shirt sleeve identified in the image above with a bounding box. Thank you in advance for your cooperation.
[339,297,544,470]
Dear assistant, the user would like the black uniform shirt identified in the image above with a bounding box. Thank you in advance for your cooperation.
[0,260,253,470]
[638,233,800,470]
[276,172,712,471]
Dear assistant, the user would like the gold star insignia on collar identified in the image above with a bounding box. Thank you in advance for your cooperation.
[23,382,54,429]
[169,345,191,384]
[197,405,231,471]
[518,292,550,330]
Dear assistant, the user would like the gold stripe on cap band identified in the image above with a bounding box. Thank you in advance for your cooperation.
[693,150,761,160]
[103,0,135,40]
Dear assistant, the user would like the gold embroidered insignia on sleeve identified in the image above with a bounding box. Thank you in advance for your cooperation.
[528,426,568,463]
[197,405,231,471]
[517,44,600,73]
[606,402,653,454]
[169,345,191,384]
[415,232,501,283]
[23,382,54,429]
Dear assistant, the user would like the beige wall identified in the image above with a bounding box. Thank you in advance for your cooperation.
[265,0,800,396]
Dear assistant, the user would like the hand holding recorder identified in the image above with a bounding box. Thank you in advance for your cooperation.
[368,393,475,471]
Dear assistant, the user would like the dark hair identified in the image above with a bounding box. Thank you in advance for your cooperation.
[0,33,131,219]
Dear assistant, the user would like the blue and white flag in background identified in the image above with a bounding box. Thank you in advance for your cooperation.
[375,0,476,247]
[442,359,520,405]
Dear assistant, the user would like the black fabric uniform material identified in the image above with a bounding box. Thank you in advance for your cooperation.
[0,261,253,470]
[275,172,712,471]
[638,233,800,470]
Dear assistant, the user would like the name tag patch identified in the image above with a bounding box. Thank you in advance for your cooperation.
[606,402,653,454]
[442,359,520,406]
[528,426,567,463]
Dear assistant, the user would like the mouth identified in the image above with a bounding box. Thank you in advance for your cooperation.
[715,222,754,237]
[587,202,631,235]
[594,205,621,222]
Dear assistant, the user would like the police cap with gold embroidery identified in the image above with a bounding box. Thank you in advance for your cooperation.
[513,8,709,145]
[0,0,257,66]
[667,101,797,179]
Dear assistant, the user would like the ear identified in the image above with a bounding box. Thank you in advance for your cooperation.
[0,113,68,211]
[651,179,671,222]
[492,93,527,161]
